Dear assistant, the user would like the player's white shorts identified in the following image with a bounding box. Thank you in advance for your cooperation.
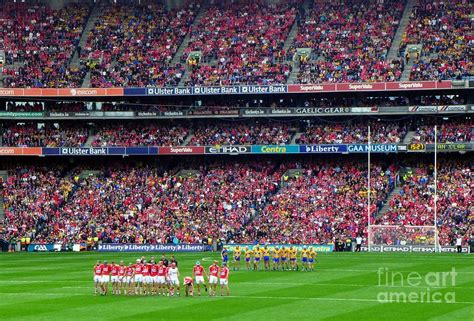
[101,275,110,283]
[111,276,119,283]
[134,275,143,283]
[143,276,152,284]
[209,276,218,284]
[157,276,166,284]
[94,275,101,283]
[152,276,159,284]
[127,276,134,283]
[195,276,205,284]
[220,278,228,286]
[169,278,179,286]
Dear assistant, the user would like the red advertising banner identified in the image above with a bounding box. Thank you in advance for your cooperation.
[159,146,205,155]
[336,82,385,91]
[385,81,437,90]
[287,84,336,93]
[0,147,42,156]
[0,88,124,97]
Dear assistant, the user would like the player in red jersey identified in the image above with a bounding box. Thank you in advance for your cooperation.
[118,261,126,295]
[101,261,111,295]
[208,260,220,296]
[157,260,168,296]
[142,260,151,295]
[93,261,102,295]
[126,262,135,295]
[110,262,119,295]
[134,259,143,295]
[219,262,230,296]
[183,276,194,297]
[192,261,208,296]
[150,259,158,295]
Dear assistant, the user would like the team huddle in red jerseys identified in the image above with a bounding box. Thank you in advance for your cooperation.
[93,256,230,297]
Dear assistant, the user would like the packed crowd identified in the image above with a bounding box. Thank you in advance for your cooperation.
[83,3,198,87]
[189,122,297,146]
[0,123,89,147]
[91,123,189,147]
[0,117,471,147]
[297,121,408,144]
[292,0,405,83]
[241,160,396,244]
[401,0,473,81]
[183,1,298,86]
[1,156,471,247]
[374,159,472,246]
[1,3,90,87]
[411,119,472,143]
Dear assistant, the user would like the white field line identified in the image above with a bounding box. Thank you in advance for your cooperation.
[2,281,473,290]
[1,293,472,305]
[225,295,474,305]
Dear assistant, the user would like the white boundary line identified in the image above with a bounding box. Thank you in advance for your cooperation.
[225,295,474,305]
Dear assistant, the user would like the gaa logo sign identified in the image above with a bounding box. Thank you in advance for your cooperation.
[34,244,49,252]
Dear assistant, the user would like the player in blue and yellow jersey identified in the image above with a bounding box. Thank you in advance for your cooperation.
[272,246,280,270]
[280,246,288,271]
[301,246,309,271]
[262,245,271,271]
[289,246,297,271]
[308,247,317,271]
[253,246,261,271]
[244,247,252,271]
[233,246,242,271]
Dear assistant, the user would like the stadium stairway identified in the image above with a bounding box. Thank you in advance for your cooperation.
[387,0,416,61]
[182,129,195,146]
[84,130,96,147]
[403,131,416,144]
[291,132,302,144]
[376,185,402,218]
[70,3,100,68]
[400,59,415,81]
[170,5,206,66]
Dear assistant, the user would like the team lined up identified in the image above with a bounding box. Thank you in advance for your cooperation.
[225,245,318,272]
[93,256,230,297]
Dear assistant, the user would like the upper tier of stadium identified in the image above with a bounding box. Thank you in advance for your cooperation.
[0,0,472,88]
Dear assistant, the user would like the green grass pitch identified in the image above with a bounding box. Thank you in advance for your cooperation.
[0,252,473,321]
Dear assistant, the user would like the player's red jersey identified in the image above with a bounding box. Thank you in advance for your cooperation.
[209,265,219,277]
[126,267,134,277]
[184,276,194,285]
[150,264,158,276]
[111,264,119,276]
[157,265,166,276]
[142,264,150,276]
[102,264,111,275]
[134,263,143,274]
[94,265,102,276]
[220,267,229,279]
[193,265,204,276]
[118,265,126,276]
